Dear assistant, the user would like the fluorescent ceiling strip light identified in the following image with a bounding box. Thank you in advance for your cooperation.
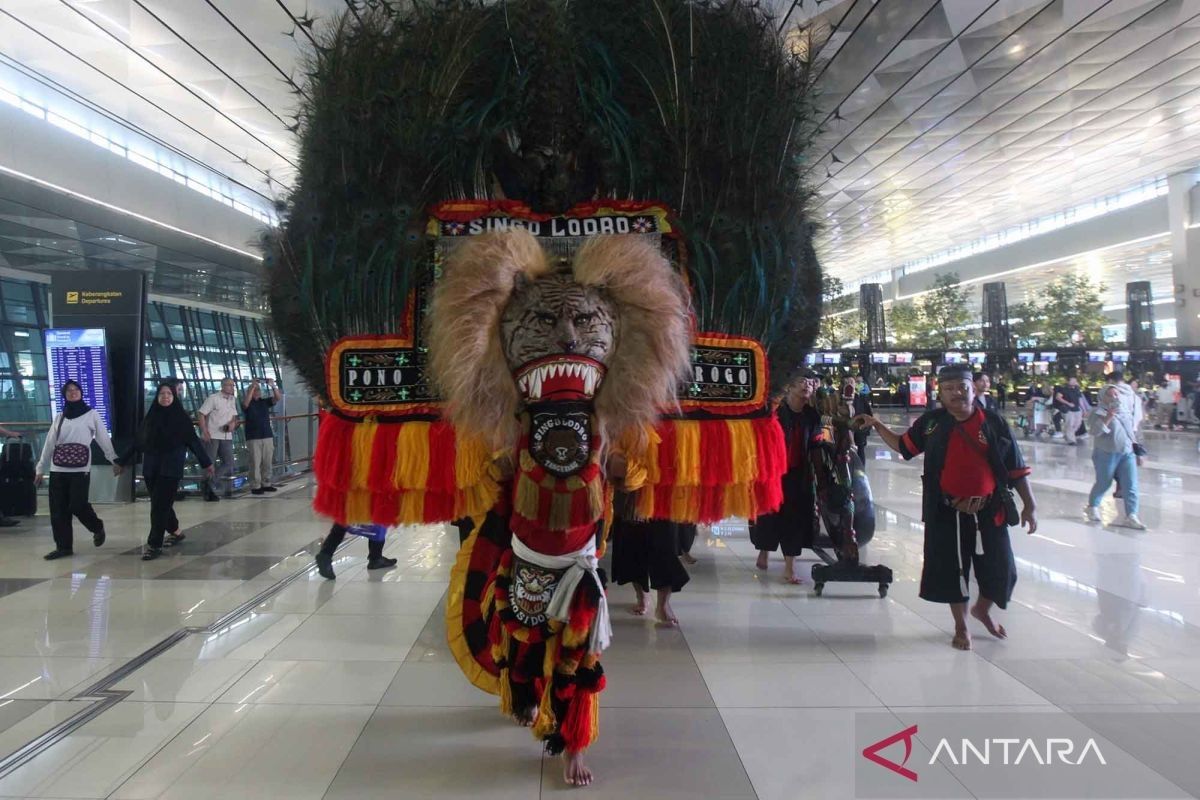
[0,163,264,261]
[891,233,1167,303]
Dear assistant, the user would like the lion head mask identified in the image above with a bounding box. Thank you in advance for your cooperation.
[428,230,692,450]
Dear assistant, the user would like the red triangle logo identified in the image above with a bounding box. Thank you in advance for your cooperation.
[862,724,919,782]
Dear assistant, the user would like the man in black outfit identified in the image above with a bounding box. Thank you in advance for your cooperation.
[855,365,1038,651]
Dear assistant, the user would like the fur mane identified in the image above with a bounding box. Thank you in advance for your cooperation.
[427,231,551,448]
[428,230,691,451]
[572,235,692,445]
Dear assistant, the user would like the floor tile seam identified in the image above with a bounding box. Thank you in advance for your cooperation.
[317,699,387,800]
[98,700,212,800]
[0,537,358,784]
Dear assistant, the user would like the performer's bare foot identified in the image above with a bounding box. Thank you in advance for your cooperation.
[755,550,769,570]
[950,602,972,650]
[630,586,647,616]
[563,749,593,786]
[513,705,538,727]
[970,599,1007,640]
[655,589,679,626]
[782,555,804,585]
[680,551,698,565]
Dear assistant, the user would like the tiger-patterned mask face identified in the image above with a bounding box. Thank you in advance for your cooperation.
[500,271,616,400]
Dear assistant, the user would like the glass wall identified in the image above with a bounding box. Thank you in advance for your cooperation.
[0,278,51,426]
[0,275,309,493]
[142,301,281,414]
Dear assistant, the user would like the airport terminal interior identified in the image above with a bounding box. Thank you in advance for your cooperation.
[1,1,1200,798]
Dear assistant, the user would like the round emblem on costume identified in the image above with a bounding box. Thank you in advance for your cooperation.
[529,409,592,477]
[512,558,563,627]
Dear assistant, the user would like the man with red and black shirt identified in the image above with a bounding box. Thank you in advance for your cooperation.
[855,365,1038,650]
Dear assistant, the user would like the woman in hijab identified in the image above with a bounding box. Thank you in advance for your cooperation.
[36,380,121,559]
[1084,384,1145,530]
[117,382,214,560]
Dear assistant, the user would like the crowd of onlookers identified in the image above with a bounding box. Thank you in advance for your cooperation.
[2,376,283,561]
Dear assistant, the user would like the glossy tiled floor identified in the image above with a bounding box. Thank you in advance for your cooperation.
[0,413,1198,799]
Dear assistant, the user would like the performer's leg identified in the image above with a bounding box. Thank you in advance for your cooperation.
[919,507,973,649]
[970,517,1016,642]
[366,536,397,570]
[315,524,346,579]
[647,521,688,625]
[678,522,697,564]
[749,515,780,570]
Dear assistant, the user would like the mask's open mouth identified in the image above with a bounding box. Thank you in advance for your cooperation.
[514,355,606,403]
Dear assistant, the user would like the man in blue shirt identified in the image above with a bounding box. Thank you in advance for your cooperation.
[242,378,281,495]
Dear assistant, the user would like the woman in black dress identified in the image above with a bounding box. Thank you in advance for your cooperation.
[118,382,214,560]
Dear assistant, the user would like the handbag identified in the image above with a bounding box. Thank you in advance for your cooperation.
[51,415,91,469]
[952,421,1020,526]
[347,524,388,542]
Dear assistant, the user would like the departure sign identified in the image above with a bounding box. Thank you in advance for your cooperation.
[45,328,112,434]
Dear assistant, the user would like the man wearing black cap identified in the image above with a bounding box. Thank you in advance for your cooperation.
[854,365,1038,650]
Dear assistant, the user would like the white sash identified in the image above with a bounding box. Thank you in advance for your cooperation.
[511,536,611,655]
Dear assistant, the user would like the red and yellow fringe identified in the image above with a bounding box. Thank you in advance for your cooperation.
[311,411,499,525]
[631,416,785,523]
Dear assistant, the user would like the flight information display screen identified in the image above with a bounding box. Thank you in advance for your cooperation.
[45,328,112,434]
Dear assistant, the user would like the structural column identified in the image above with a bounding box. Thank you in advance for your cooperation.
[1168,171,1200,344]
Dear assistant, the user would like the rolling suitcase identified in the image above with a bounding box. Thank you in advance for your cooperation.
[0,437,37,518]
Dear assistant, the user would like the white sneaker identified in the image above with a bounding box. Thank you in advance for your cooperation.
[1121,514,1147,531]
[1083,505,1100,522]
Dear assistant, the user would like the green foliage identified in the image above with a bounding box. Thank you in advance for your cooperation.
[816,276,856,349]
[918,273,974,350]
[1007,300,1045,346]
[888,300,932,348]
[1004,275,1106,346]
[268,0,824,397]
[1037,274,1107,346]
[884,274,976,349]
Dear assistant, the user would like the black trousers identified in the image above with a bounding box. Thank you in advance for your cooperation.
[677,522,697,555]
[920,504,1017,609]
[610,519,690,593]
[749,470,817,557]
[48,472,103,552]
[147,474,181,548]
[320,523,384,559]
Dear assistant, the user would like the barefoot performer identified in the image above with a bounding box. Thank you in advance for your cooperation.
[751,372,824,584]
[611,490,691,626]
[264,2,816,786]
[854,365,1038,650]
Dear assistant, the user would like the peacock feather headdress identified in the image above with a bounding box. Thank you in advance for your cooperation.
[267,0,824,399]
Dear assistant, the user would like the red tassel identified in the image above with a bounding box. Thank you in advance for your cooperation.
[368,425,398,493]
[560,689,595,753]
[370,490,401,526]
[312,484,347,524]
[698,486,723,522]
[426,421,457,495]
[699,419,733,487]
[655,420,678,486]
[423,489,455,522]
[312,412,355,491]
[752,416,786,515]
